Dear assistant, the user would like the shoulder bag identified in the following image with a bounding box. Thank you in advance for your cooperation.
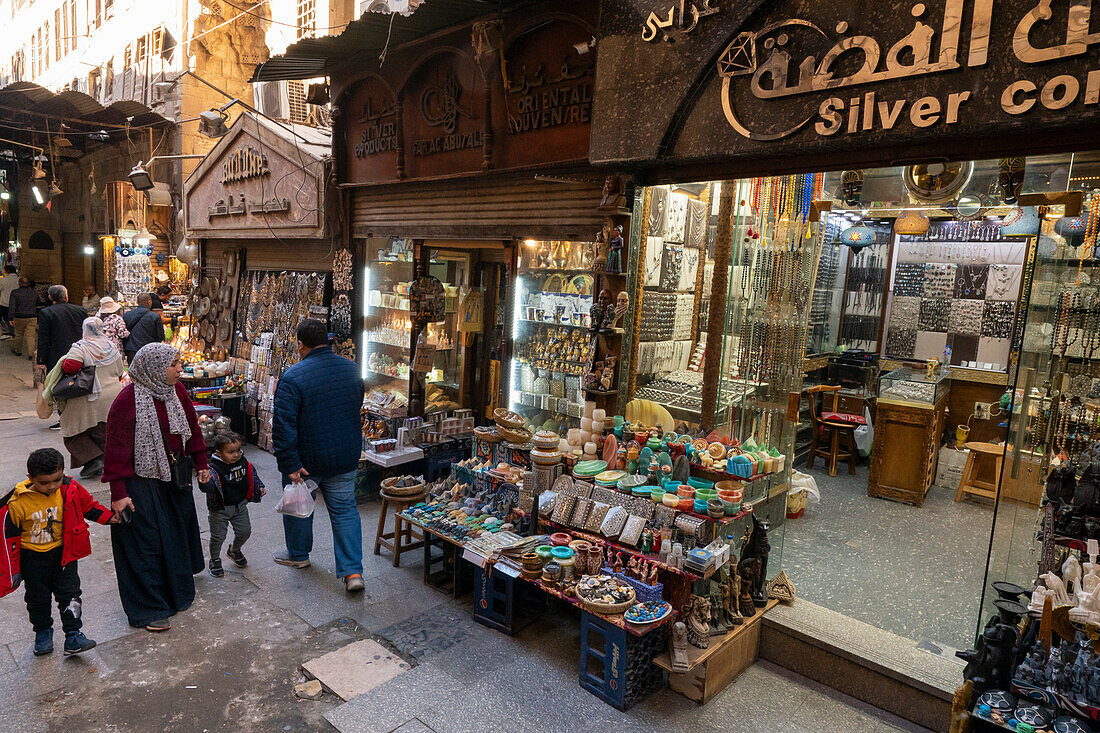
[168,452,196,492]
[51,365,96,401]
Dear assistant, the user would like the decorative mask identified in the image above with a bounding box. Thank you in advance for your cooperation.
[997,157,1026,205]
[840,170,864,206]
[616,291,629,309]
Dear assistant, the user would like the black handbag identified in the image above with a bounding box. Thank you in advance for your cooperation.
[168,453,195,492]
[51,365,96,400]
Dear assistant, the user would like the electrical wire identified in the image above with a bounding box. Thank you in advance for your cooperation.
[220,0,354,33]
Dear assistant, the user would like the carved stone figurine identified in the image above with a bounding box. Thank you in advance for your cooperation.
[709,582,728,635]
[591,288,612,332]
[601,356,617,392]
[685,595,711,649]
[593,228,609,271]
[605,225,624,274]
[610,290,629,330]
[597,174,627,212]
[743,515,771,607]
[737,557,760,618]
[669,621,690,673]
[728,562,744,625]
[948,679,973,733]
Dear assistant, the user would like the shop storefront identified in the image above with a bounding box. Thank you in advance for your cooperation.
[591,0,1100,726]
[257,0,1100,724]
[329,0,626,447]
[183,111,343,449]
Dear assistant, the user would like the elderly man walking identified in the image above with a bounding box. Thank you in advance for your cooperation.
[272,319,366,593]
[36,285,86,374]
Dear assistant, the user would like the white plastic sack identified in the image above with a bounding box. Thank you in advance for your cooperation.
[853,406,874,457]
[790,470,821,505]
[275,479,318,518]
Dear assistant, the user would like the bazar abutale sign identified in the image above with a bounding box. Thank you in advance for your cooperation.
[595,0,1100,161]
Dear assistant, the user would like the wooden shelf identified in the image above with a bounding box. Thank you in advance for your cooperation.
[652,598,779,671]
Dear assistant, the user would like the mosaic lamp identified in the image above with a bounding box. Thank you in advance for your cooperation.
[840,224,877,249]
[1000,207,1040,238]
[1055,214,1088,243]
[894,210,930,236]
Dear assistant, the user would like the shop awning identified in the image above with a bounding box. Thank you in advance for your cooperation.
[249,0,529,82]
[0,81,171,159]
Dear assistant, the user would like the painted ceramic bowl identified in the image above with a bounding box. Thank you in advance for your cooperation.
[596,469,626,484]
[693,498,709,513]
[624,600,673,625]
[535,545,554,562]
[695,488,717,501]
[550,533,573,547]
[573,460,608,478]
[677,485,695,498]
[687,477,714,491]
[678,496,694,512]
[723,500,741,515]
[551,546,575,561]
[662,492,680,508]
[650,488,666,503]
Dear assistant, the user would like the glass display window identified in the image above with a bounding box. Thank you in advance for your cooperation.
[508,239,596,432]
[362,238,415,415]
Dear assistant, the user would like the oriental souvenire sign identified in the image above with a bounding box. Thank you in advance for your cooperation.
[592,0,1100,168]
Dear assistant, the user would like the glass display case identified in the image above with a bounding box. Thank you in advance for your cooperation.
[362,241,469,416]
[983,151,1100,633]
[508,239,596,430]
[877,366,951,406]
[363,239,414,415]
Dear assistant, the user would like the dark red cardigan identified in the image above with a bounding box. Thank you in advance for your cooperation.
[102,382,209,501]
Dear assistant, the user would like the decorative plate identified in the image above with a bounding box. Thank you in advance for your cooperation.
[573,460,608,478]
[624,600,672,625]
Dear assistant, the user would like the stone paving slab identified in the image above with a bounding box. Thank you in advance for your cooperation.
[303,638,411,701]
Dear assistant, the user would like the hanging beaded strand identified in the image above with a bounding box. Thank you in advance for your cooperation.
[1081,191,1100,284]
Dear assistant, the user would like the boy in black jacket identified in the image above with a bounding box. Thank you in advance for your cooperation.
[198,432,265,577]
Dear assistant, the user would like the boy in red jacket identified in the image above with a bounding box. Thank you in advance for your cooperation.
[1,448,116,656]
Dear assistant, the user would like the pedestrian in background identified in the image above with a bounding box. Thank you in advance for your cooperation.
[36,285,86,381]
[272,319,366,593]
[44,318,126,479]
[95,297,129,357]
[102,343,208,632]
[81,286,100,316]
[122,293,164,363]
[0,264,18,338]
[8,277,37,359]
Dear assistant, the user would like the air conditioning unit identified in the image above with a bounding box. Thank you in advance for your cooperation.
[253,80,290,121]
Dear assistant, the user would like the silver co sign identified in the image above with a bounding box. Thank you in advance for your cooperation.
[716,0,1100,141]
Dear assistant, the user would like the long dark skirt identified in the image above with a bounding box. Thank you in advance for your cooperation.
[63,422,106,468]
[111,476,205,628]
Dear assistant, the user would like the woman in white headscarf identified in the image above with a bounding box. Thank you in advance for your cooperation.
[102,342,210,632]
[46,317,127,479]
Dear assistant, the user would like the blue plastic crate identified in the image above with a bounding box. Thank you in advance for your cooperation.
[605,568,664,604]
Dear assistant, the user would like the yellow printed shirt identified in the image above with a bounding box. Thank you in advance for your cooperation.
[6,481,64,552]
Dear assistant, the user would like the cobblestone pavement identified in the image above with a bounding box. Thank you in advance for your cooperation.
[0,347,933,732]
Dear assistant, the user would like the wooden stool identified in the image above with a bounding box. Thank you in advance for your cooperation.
[805,385,859,477]
[955,442,1005,503]
[374,490,427,567]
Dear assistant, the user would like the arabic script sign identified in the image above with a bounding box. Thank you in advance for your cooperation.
[718,0,1100,141]
[642,0,720,42]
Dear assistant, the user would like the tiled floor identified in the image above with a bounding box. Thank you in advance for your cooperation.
[783,461,1032,651]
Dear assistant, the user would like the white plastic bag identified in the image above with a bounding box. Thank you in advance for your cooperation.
[790,470,821,505]
[853,406,874,457]
[275,479,317,518]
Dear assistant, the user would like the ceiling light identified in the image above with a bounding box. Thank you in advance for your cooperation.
[31,185,44,205]
[198,109,229,138]
[31,161,46,179]
[49,180,62,197]
[82,244,95,255]
[89,130,109,142]
[54,125,72,148]
[135,227,153,246]
[128,162,153,191]
[0,180,9,201]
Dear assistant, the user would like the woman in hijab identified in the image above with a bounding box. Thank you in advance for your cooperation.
[102,342,210,632]
[45,317,127,479]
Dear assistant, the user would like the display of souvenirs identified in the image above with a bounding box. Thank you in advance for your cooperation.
[113,251,153,305]
[236,269,328,374]
[515,325,594,375]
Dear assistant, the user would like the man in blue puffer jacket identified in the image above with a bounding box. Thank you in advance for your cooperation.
[272,319,366,593]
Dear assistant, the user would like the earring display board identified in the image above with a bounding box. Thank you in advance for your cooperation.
[882,235,1026,372]
[230,269,330,450]
[836,227,891,352]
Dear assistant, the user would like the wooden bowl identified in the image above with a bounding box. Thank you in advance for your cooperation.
[493,408,527,431]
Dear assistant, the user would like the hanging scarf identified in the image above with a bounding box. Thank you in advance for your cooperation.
[129,343,191,483]
[71,317,120,402]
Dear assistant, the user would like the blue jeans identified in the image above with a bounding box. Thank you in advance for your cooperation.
[281,469,363,577]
